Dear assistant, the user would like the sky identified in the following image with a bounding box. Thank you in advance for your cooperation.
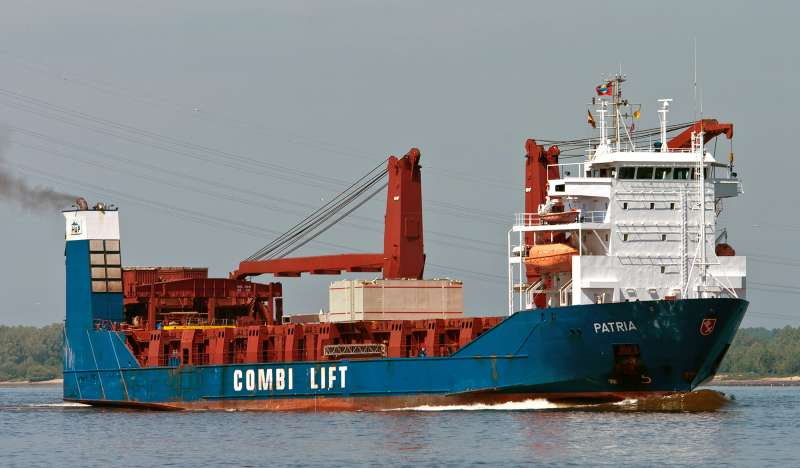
[0,0,797,327]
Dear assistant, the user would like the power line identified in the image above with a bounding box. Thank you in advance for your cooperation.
[11,162,509,286]
[0,91,513,225]
[0,90,345,188]
[12,134,800,293]
[0,51,518,190]
[11,161,800,321]
[9,133,505,256]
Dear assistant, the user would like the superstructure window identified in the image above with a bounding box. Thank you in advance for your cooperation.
[636,167,654,179]
[619,167,636,179]
[654,167,672,180]
[673,168,691,180]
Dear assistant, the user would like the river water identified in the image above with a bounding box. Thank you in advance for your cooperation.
[0,385,798,467]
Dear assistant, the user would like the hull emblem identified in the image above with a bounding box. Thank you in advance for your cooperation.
[700,318,717,336]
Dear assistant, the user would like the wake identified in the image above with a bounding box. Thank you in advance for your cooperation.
[26,402,90,408]
[388,399,562,412]
[386,390,732,413]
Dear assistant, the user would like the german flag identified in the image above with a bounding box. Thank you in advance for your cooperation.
[587,110,596,128]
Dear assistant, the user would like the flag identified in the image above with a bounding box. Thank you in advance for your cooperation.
[629,122,635,133]
[587,110,596,128]
[595,82,613,96]
[633,109,641,119]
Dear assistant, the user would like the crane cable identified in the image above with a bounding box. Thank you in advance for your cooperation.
[534,122,696,153]
[245,158,389,261]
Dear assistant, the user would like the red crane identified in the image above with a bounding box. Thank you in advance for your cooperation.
[523,139,561,307]
[667,119,733,150]
[233,148,425,280]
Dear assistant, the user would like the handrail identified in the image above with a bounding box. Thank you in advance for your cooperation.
[559,278,573,306]
[514,210,607,226]
[323,343,386,357]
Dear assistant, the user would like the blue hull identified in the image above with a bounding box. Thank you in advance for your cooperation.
[63,298,747,410]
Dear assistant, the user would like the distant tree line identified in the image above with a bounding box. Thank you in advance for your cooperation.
[718,326,800,376]
[0,324,63,381]
[0,323,798,381]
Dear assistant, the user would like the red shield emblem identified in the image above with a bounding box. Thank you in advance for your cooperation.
[700,318,717,336]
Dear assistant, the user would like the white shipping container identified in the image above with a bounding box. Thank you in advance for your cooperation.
[325,279,464,322]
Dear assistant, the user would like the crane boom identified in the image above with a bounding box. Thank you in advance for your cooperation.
[666,119,733,149]
[233,148,424,280]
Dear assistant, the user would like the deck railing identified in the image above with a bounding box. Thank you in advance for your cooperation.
[514,210,607,227]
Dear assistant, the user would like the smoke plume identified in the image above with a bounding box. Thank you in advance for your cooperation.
[0,126,76,211]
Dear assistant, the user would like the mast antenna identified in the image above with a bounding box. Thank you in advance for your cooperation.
[657,99,672,151]
[693,37,698,122]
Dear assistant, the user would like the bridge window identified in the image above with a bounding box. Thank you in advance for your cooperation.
[618,167,636,179]
[636,167,654,179]
[673,168,691,180]
[654,167,672,179]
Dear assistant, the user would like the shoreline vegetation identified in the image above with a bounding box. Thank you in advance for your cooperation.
[709,375,800,386]
[1,323,798,386]
[0,378,63,386]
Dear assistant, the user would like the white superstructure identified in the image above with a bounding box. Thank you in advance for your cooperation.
[508,79,745,314]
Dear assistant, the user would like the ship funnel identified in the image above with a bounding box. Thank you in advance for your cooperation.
[63,202,123,330]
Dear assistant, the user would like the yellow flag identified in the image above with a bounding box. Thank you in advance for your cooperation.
[587,110,596,128]
[633,109,641,120]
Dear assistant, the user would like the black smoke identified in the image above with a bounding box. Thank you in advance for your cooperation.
[0,126,76,211]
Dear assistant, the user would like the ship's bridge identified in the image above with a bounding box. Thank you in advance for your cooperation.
[546,147,742,202]
[508,98,745,314]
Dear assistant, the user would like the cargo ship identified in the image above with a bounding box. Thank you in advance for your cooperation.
[62,76,748,410]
